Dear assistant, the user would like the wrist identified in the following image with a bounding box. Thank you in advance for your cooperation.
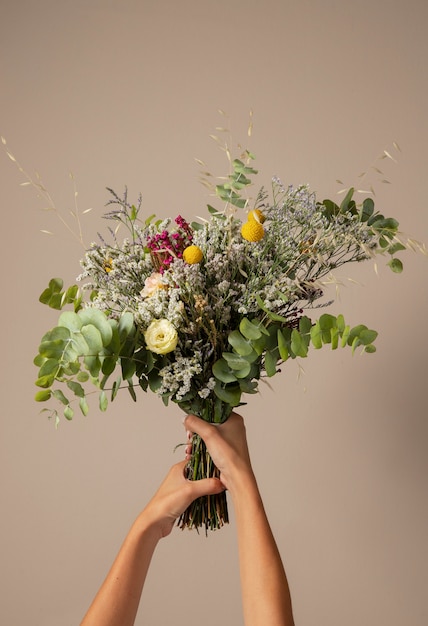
[133,507,169,544]
[226,466,260,501]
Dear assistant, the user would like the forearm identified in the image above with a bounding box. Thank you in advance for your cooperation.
[231,474,294,626]
[80,516,160,626]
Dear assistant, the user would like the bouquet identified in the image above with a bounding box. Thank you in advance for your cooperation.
[34,149,411,531]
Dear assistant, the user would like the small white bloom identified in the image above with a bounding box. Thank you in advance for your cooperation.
[144,319,178,354]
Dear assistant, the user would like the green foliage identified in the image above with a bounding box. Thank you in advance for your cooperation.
[36,274,379,424]
[35,286,142,420]
[210,314,378,409]
[319,188,405,272]
[39,278,82,311]
[215,153,257,209]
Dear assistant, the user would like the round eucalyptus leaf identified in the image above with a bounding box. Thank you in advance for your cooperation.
[213,382,241,406]
[79,309,113,346]
[212,359,238,384]
[228,330,253,356]
[239,317,263,340]
[81,324,104,354]
[58,311,82,332]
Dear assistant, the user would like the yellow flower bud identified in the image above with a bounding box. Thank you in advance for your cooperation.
[248,209,266,224]
[241,220,265,242]
[183,245,203,264]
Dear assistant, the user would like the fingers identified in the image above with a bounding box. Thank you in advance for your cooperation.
[184,413,216,439]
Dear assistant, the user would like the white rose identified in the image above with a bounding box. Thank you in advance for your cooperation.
[140,272,164,298]
[144,319,178,354]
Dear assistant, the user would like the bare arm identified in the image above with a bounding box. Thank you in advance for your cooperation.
[184,413,295,626]
[80,460,224,626]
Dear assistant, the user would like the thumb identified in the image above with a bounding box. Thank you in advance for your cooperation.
[187,476,225,499]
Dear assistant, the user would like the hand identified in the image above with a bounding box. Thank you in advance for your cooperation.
[184,412,255,495]
[142,459,225,539]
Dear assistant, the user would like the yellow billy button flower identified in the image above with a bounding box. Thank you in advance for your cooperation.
[103,258,113,273]
[183,244,203,264]
[248,208,266,224]
[241,220,265,242]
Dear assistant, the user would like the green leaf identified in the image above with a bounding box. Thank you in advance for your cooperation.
[264,350,278,377]
[48,293,64,310]
[52,389,70,405]
[66,380,85,398]
[118,312,135,342]
[360,197,374,222]
[39,327,71,358]
[79,309,113,346]
[310,321,323,349]
[35,374,54,388]
[387,258,403,273]
[64,405,74,420]
[291,329,308,358]
[387,242,406,255]
[330,326,339,350]
[346,325,368,346]
[321,199,340,219]
[84,355,101,377]
[38,358,59,378]
[121,357,136,381]
[239,317,263,340]
[277,329,290,361]
[39,278,63,305]
[213,382,241,406]
[102,355,117,376]
[70,331,90,357]
[35,389,52,402]
[336,314,346,333]
[351,335,361,354]
[238,379,259,394]
[64,284,79,301]
[339,187,354,213]
[79,397,89,416]
[228,330,253,356]
[148,371,163,393]
[111,376,122,401]
[364,344,377,353]
[233,362,252,378]
[299,315,313,338]
[81,324,104,354]
[223,352,252,371]
[358,328,378,345]
[99,390,108,411]
[76,371,89,382]
[341,325,351,348]
[212,359,238,384]
[127,381,137,402]
[33,354,45,367]
[318,314,338,343]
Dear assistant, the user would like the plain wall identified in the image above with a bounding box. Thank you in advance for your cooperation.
[1,1,427,625]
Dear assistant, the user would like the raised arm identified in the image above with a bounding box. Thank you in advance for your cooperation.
[80,459,224,626]
[184,413,295,626]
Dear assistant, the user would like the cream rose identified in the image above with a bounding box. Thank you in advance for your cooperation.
[144,319,178,354]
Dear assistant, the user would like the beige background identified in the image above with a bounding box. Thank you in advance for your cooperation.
[1,1,427,625]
